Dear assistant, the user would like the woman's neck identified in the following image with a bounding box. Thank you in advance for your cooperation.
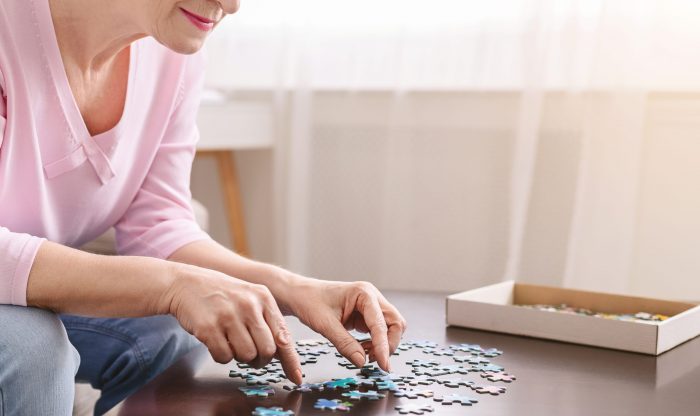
[48,0,147,73]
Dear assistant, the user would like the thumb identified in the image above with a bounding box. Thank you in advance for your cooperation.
[323,318,366,368]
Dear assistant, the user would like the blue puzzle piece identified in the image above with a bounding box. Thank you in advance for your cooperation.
[376,379,401,391]
[251,406,294,416]
[313,399,353,411]
[341,390,386,400]
[238,386,275,397]
[423,348,454,357]
[324,377,359,390]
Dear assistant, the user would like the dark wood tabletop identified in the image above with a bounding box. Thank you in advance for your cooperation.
[119,291,700,416]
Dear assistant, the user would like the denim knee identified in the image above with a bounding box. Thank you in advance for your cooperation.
[0,305,79,415]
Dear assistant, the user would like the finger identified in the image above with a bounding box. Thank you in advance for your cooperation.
[381,301,406,353]
[200,330,234,364]
[226,321,259,365]
[357,292,391,372]
[323,317,366,369]
[264,307,302,385]
[246,317,277,368]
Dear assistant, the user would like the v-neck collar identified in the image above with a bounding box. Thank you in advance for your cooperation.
[33,0,138,184]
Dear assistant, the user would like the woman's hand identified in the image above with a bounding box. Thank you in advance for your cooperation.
[282,278,407,372]
[161,263,303,384]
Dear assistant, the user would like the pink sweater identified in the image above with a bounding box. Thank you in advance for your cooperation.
[0,0,212,306]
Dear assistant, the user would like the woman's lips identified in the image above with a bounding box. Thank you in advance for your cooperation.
[180,8,215,32]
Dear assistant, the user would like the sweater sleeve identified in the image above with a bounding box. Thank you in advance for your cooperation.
[113,53,212,259]
[0,68,47,306]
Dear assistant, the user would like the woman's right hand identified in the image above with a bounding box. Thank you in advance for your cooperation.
[161,263,303,384]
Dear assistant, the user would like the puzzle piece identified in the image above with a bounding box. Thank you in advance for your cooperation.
[313,399,353,411]
[296,339,330,347]
[238,386,274,397]
[298,346,330,357]
[355,377,377,387]
[406,359,439,368]
[449,343,483,354]
[229,368,268,379]
[434,364,471,375]
[299,356,318,365]
[407,340,439,349]
[337,359,358,369]
[358,365,389,379]
[453,355,490,365]
[397,343,414,351]
[481,372,516,383]
[436,378,474,389]
[324,377,359,390]
[472,363,504,373]
[406,376,437,386]
[341,390,386,400]
[245,374,283,385]
[471,385,507,395]
[375,379,401,391]
[411,367,451,377]
[480,348,503,358]
[395,403,435,415]
[283,382,325,392]
[423,348,454,357]
[434,393,479,406]
[251,406,294,416]
[393,388,434,399]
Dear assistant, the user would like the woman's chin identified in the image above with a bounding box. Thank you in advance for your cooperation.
[158,36,206,55]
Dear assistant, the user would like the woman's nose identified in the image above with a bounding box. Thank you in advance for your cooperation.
[215,0,240,15]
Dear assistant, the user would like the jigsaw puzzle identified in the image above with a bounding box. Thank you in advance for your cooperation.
[227,338,515,415]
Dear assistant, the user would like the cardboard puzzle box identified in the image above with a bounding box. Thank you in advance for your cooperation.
[446,281,700,355]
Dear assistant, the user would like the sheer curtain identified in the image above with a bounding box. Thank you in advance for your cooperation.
[204,0,700,299]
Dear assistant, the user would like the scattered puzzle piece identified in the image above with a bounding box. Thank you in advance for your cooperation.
[324,377,359,390]
[436,378,474,389]
[411,367,451,377]
[376,379,401,391]
[341,390,386,400]
[434,393,479,406]
[296,339,330,347]
[245,374,283,385]
[313,399,353,411]
[408,340,439,349]
[251,406,294,416]
[406,359,439,368]
[299,356,319,365]
[449,343,483,354]
[406,376,437,386]
[472,363,504,373]
[393,389,434,399]
[472,385,507,395]
[395,403,435,414]
[358,365,388,379]
[453,355,490,365]
[481,372,516,383]
[238,386,274,397]
[337,358,358,369]
[423,348,454,357]
[480,348,503,358]
[283,382,325,392]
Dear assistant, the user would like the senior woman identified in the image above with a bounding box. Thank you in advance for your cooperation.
[0,0,406,414]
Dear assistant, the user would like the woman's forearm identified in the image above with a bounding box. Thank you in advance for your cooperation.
[26,240,176,317]
[168,239,309,315]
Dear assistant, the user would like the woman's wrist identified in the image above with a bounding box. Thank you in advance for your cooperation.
[264,265,318,316]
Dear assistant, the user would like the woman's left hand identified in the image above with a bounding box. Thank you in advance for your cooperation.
[282,278,407,372]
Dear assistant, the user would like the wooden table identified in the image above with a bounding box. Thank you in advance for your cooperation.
[119,291,700,415]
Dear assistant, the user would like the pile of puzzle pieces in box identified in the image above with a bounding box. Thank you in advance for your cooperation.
[229,337,516,415]
[517,303,669,323]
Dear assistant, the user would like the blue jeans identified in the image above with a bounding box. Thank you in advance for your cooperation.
[0,305,200,416]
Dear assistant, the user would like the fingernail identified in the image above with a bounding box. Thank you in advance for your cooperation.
[295,368,303,384]
[351,351,365,367]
